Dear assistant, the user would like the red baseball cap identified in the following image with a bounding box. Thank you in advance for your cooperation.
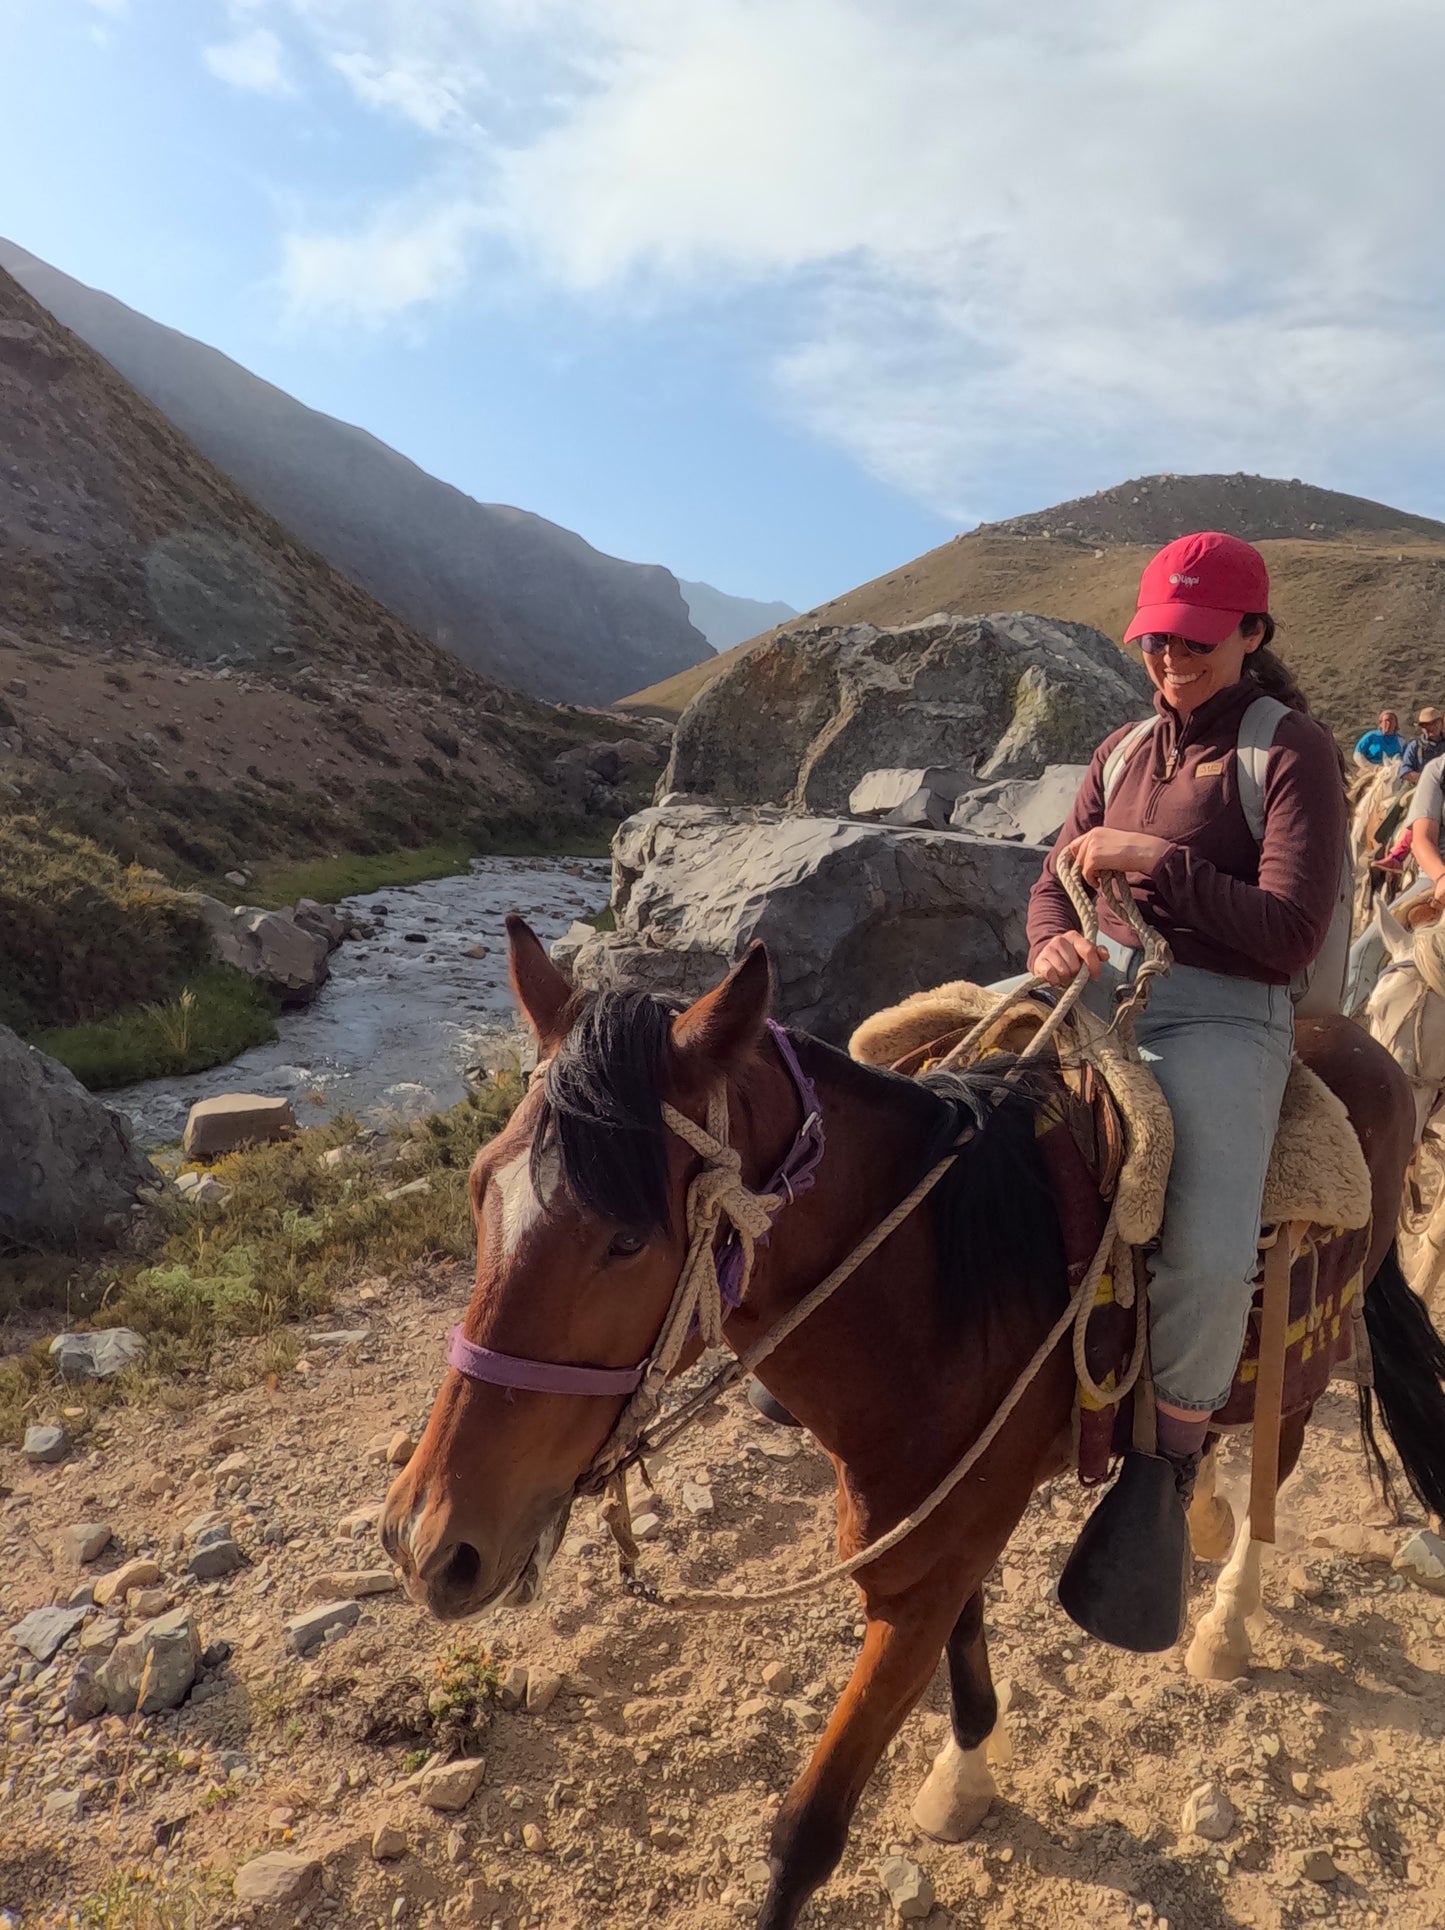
[1123,531,1270,648]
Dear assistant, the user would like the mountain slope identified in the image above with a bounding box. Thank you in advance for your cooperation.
[621,475,1445,733]
[678,580,796,651]
[0,263,653,879]
[0,238,712,706]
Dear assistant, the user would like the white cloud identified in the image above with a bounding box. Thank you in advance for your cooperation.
[204,25,295,97]
[280,199,483,323]
[259,0,1445,516]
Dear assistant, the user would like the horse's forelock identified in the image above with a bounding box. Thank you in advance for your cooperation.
[531,990,681,1233]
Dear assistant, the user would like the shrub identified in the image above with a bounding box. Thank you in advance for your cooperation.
[0,816,212,1031]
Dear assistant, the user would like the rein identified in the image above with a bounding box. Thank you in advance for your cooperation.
[449,856,1167,1610]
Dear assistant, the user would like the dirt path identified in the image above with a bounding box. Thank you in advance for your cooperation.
[3,1264,1445,1929]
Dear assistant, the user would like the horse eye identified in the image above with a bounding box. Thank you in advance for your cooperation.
[607,1230,647,1260]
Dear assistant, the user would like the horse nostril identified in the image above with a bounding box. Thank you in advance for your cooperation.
[441,1540,482,1598]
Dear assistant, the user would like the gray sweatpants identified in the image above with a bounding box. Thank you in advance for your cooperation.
[998,939,1294,1412]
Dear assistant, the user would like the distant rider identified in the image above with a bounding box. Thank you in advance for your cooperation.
[1400,706,1445,779]
[1353,709,1402,769]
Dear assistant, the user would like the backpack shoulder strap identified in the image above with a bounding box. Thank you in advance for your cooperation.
[1235,695,1291,843]
[1101,717,1158,805]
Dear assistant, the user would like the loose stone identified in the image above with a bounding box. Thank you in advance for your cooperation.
[233,1851,322,1905]
[285,1599,361,1655]
[879,1855,935,1920]
[416,1756,486,1812]
[371,1823,408,1861]
[58,1523,112,1567]
[1181,1782,1235,1841]
[23,1425,69,1465]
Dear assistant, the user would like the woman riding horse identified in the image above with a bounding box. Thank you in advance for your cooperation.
[1028,530,1348,1646]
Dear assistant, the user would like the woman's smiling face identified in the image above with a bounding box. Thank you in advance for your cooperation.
[1142,622,1262,717]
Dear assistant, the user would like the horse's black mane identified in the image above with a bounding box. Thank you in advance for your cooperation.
[534,990,1068,1327]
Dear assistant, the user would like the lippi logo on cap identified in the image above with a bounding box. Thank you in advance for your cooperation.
[1169,572,1200,587]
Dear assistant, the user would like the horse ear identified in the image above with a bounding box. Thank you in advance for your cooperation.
[506,913,573,1050]
[672,943,771,1073]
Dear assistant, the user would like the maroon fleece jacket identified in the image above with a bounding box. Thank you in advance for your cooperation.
[1026,680,1347,983]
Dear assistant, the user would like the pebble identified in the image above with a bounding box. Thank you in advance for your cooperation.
[58,1522,113,1567]
[233,1851,322,1905]
[387,1430,416,1467]
[371,1823,408,1861]
[131,1587,171,1618]
[1392,1527,1445,1595]
[1181,1781,1235,1841]
[79,1617,122,1656]
[761,1662,794,1695]
[303,1569,397,1601]
[631,1512,661,1540]
[783,1699,823,1732]
[93,1559,162,1608]
[1296,1846,1339,1883]
[525,1669,563,1715]
[522,1822,547,1853]
[23,1425,70,1465]
[43,1787,85,1826]
[680,1481,715,1516]
[8,1606,88,1664]
[499,1665,529,1710]
[417,1756,486,1812]
[285,1598,361,1655]
[878,1855,934,1920]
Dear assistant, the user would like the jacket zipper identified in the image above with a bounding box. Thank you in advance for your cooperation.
[1141,741,1180,825]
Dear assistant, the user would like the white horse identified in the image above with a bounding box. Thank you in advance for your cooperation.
[1362,898,1445,1309]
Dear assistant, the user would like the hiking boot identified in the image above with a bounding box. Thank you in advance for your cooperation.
[1056,1450,1198,1653]
[747,1377,802,1428]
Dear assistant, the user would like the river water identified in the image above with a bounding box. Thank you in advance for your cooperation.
[110,857,610,1148]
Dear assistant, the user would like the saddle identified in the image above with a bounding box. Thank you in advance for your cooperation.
[850,982,1376,1482]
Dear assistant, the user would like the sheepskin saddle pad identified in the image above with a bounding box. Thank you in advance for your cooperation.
[849,981,1373,1244]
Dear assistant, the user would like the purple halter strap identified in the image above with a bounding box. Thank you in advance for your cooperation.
[445,1019,825,1398]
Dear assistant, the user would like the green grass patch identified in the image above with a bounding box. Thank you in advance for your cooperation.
[248,823,614,908]
[249,841,475,908]
[32,969,278,1090]
[0,1074,523,1444]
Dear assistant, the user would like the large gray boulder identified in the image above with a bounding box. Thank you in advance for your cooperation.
[663,612,1149,812]
[0,1029,151,1246]
[190,896,332,1004]
[559,804,1043,1042]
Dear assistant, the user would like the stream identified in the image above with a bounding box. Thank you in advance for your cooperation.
[109,857,610,1148]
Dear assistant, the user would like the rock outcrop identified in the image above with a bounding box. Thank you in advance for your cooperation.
[663,612,1150,813]
[190,896,340,1004]
[0,1029,151,1246]
[948,764,1089,845]
[558,804,1043,1041]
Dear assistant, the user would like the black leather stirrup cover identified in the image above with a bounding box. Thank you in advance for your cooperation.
[746,1377,803,1429]
[1056,1450,1190,1653]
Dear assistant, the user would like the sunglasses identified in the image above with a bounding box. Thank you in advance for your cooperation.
[1136,633,1222,658]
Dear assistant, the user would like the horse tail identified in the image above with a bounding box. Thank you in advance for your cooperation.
[1359,1241,1445,1517]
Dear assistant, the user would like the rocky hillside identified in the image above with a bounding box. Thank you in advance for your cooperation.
[0,265,658,879]
[623,475,1445,735]
[1,238,712,706]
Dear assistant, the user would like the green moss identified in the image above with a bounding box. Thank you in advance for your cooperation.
[250,842,476,907]
[32,969,277,1090]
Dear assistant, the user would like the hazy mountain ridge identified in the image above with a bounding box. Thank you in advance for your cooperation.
[678,580,797,651]
[0,238,714,705]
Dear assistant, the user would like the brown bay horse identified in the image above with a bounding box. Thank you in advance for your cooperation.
[383,919,1445,1930]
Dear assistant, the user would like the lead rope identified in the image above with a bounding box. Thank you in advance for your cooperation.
[598,851,1164,1609]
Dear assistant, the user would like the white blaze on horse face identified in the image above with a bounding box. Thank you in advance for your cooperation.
[492,1145,562,1258]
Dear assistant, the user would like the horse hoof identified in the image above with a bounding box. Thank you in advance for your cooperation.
[1187,1493,1236,1563]
[910,1736,996,1842]
[1184,1618,1250,1682]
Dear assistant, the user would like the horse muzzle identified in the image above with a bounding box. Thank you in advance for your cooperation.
[381,1485,570,1621]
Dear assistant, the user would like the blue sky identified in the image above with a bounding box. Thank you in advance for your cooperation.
[4,1,1444,611]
